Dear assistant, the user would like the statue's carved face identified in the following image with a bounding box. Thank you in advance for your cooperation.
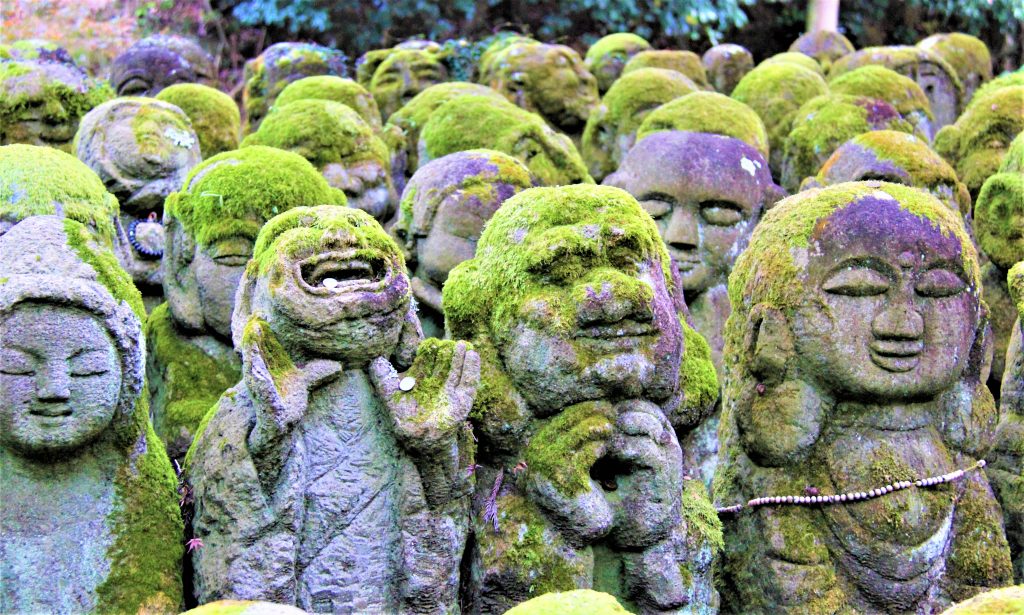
[110,47,196,97]
[605,132,774,297]
[512,46,599,134]
[370,51,447,120]
[322,160,395,221]
[497,219,682,412]
[2,63,89,151]
[0,305,121,456]
[250,217,410,364]
[791,195,978,400]
[899,60,958,128]
[703,45,753,95]
[974,174,1024,270]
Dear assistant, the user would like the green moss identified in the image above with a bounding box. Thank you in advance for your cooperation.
[918,33,992,92]
[679,318,720,416]
[146,302,240,449]
[974,171,1024,269]
[165,145,347,249]
[0,144,118,245]
[730,62,828,160]
[62,217,145,321]
[123,98,197,158]
[399,338,474,426]
[829,65,933,121]
[830,46,963,95]
[156,83,241,158]
[681,478,724,553]
[969,68,1024,110]
[369,48,446,117]
[273,75,381,131]
[622,50,710,89]
[788,31,855,67]
[525,401,616,496]
[937,85,1024,193]
[585,33,651,65]
[420,95,592,186]
[761,52,823,75]
[946,478,1014,589]
[943,586,1024,615]
[820,131,961,195]
[477,35,539,80]
[1001,131,1024,174]
[636,91,769,158]
[1009,261,1024,318]
[241,99,389,171]
[241,316,295,381]
[243,42,347,129]
[505,590,629,615]
[782,93,915,191]
[355,48,395,87]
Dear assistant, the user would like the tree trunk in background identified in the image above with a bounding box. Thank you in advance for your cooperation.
[807,0,839,32]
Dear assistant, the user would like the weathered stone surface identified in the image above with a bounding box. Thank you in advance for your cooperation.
[444,185,720,613]
[109,35,215,97]
[75,97,201,296]
[918,33,993,105]
[585,33,652,94]
[187,206,477,613]
[701,44,753,95]
[242,42,348,132]
[716,182,1012,613]
[366,48,449,121]
[788,31,855,68]
[0,215,182,614]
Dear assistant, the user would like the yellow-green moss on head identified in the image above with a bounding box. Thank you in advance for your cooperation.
[829,65,934,121]
[789,30,855,66]
[156,83,241,158]
[918,33,993,90]
[1001,131,1024,174]
[969,68,1024,110]
[165,145,347,249]
[1,144,118,244]
[636,91,769,158]
[623,50,710,89]
[829,45,963,98]
[420,95,592,186]
[505,589,630,615]
[761,52,823,75]
[585,33,651,65]
[974,171,1024,269]
[941,586,1024,615]
[241,99,389,171]
[730,62,828,160]
[274,75,381,131]
[1009,261,1024,319]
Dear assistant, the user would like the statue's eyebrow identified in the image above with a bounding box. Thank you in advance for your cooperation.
[1,345,40,359]
[69,347,105,359]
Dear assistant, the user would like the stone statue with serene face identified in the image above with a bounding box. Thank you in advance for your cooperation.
[715,182,1013,613]
[243,42,348,132]
[75,97,201,301]
[918,33,992,105]
[0,59,113,152]
[0,215,182,614]
[444,185,721,614]
[368,48,449,121]
[391,149,535,338]
[701,44,754,95]
[149,146,347,459]
[241,99,397,221]
[584,33,652,94]
[187,206,478,613]
[109,35,217,97]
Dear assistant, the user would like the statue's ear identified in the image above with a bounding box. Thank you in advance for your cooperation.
[393,304,424,370]
[744,304,794,385]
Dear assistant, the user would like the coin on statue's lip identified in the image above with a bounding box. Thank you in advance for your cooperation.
[399,376,416,392]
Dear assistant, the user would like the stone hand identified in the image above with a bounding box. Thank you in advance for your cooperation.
[370,339,480,453]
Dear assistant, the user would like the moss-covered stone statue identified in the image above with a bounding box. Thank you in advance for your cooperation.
[505,590,630,615]
[156,83,241,158]
[970,67,1024,108]
[829,65,936,140]
[584,33,653,94]
[274,75,382,131]
[804,131,970,217]
[0,215,182,614]
[2,39,77,66]
[701,44,754,95]
[779,93,916,192]
[581,68,698,181]
[730,62,828,177]
[366,48,449,122]
[418,94,593,186]
[181,600,307,615]
[241,99,396,221]
[829,45,963,129]
[934,85,1024,198]
[0,144,118,242]
[918,33,992,105]
[109,34,216,97]
[382,82,505,194]
[715,181,1013,613]
[75,97,201,300]
[150,146,347,459]
[392,149,534,338]
[760,52,824,76]
[788,31,855,68]
[444,185,721,613]
[635,92,769,160]
[991,260,1024,582]
[0,59,113,152]
[479,41,600,139]
[622,50,711,90]
[242,42,348,132]
[187,205,478,612]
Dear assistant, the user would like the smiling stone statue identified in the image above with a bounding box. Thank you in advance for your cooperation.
[187,205,479,613]
[715,182,1013,613]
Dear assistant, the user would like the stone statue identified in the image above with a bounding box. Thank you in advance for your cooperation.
[788,31,855,68]
[715,181,1013,613]
[149,146,347,459]
[243,42,348,132]
[367,48,449,121]
[581,68,698,182]
[622,50,712,90]
[391,149,535,338]
[760,52,824,76]
[418,94,593,186]
[274,75,382,132]
[918,33,993,105]
[479,40,599,139]
[187,205,478,613]
[241,99,397,221]
[634,92,769,160]
[0,59,113,152]
[701,44,754,95]
[584,33,653,94]
[156,83,242,158]
[443,184,721,613]
[829,65,936,140]
[0,215,182,614]
[75,97,201,301]
[109,35,216,97]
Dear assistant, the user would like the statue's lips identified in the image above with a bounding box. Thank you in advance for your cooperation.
[296,250,390,296]
[869,339,923,373]
[574,319,656,352]
[30,404,72,418]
